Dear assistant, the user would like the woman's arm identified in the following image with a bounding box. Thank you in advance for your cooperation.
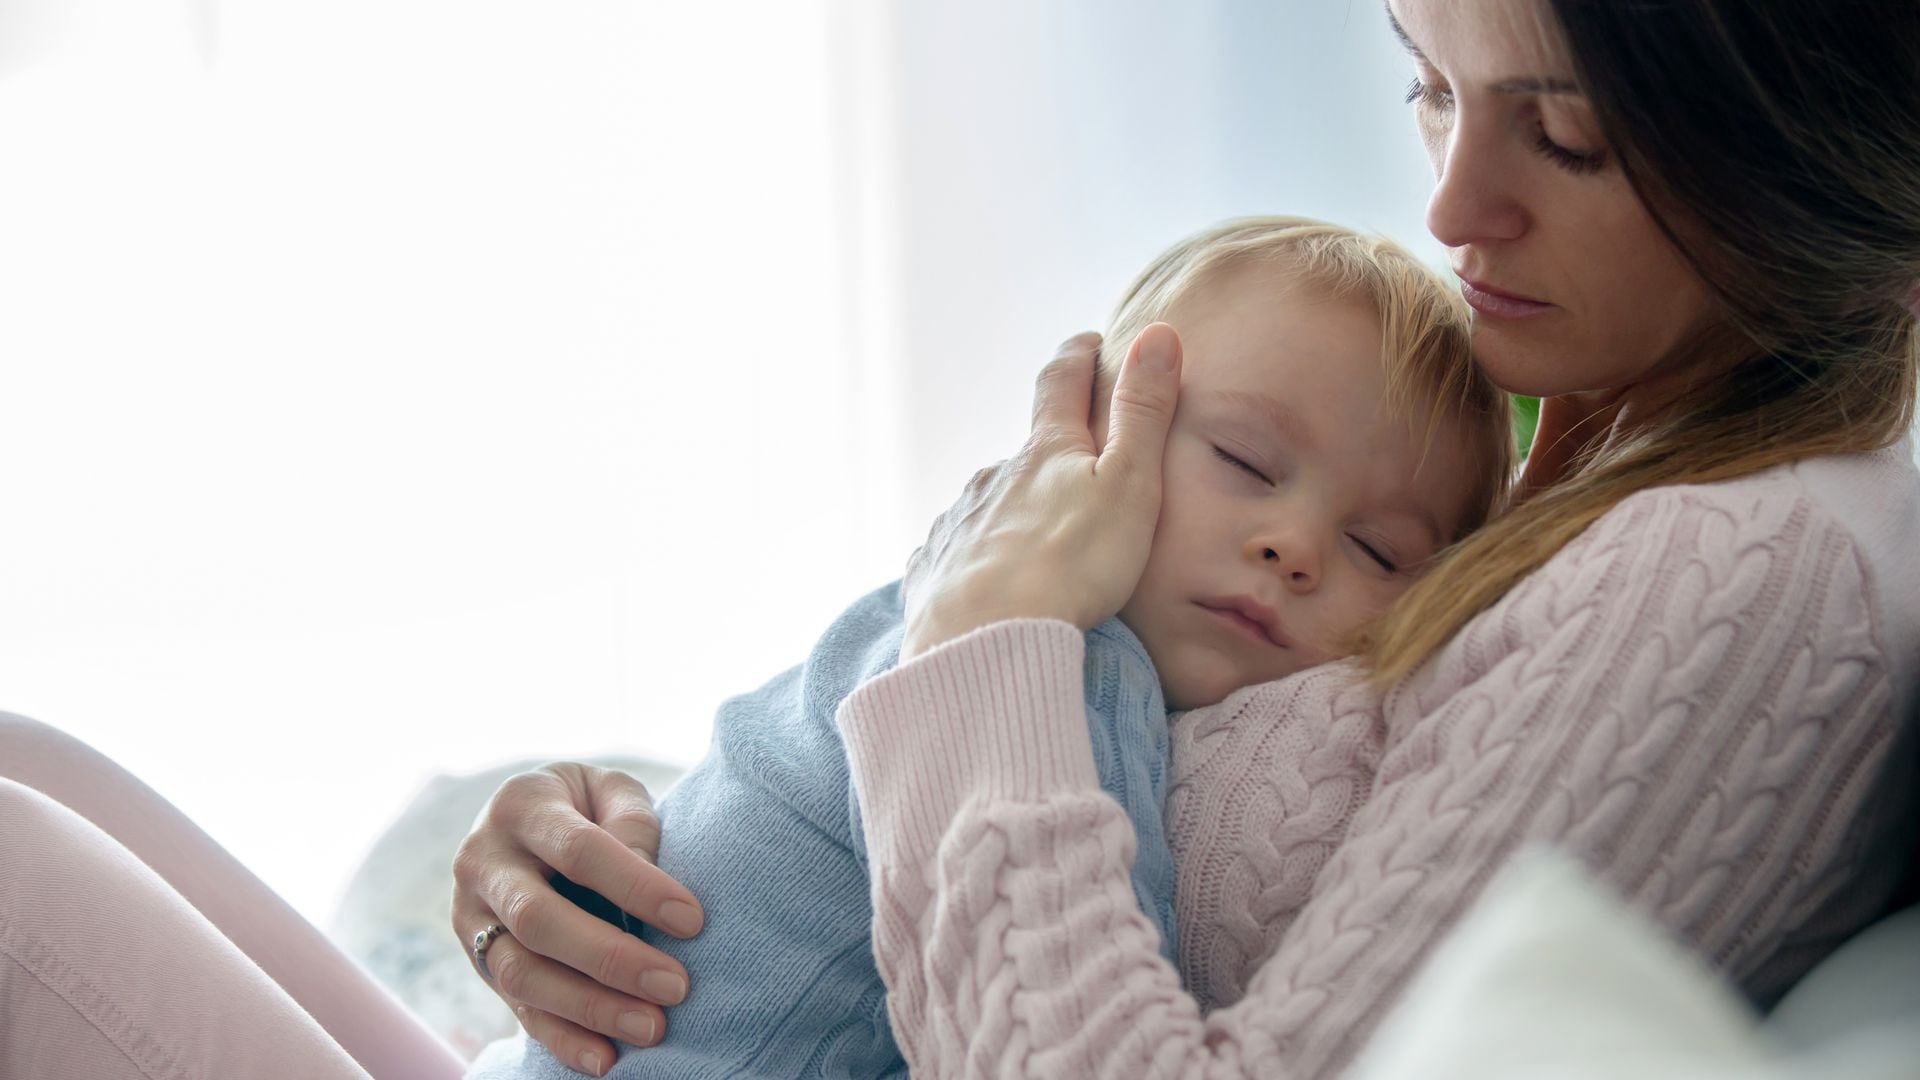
[844,481,1902,1078]
[443,324,1183,1074]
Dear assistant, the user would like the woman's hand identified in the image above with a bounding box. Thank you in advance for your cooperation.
[450,762,705,1077]
[901,325,1182,660]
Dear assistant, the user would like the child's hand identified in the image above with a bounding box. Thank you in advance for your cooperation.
[901,324,1182,660]
[450,762,703,1077]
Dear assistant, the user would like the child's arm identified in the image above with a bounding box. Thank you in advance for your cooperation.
[1079,619,1180,964]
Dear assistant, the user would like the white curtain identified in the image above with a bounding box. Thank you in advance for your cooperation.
[0,0,905,924]
[883,0,1438,528]
[0,0,1436,926]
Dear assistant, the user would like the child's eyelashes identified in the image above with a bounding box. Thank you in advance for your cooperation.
[1212,445,1273,485]
[1350,536,1399,575]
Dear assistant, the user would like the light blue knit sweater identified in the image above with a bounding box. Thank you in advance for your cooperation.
[465,580,1177,1079]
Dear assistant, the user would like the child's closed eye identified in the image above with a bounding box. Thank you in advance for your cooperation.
[1350,536,1399,574]
[1212,445,1273,485]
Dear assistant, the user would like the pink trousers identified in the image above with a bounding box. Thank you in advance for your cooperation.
[0,711,469,1080]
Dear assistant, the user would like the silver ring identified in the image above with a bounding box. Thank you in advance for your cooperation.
[472,922,509,981]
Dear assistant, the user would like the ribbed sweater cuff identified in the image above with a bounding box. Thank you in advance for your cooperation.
[837,619,1102,863]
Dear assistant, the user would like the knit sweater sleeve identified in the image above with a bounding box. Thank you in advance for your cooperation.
[836,482,1901,1079]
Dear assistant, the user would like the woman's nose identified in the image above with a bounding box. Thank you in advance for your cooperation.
[1248,532,1320,594]
[1425,115,1529,249]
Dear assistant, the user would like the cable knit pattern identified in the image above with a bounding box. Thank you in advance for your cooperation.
[837,452,1919,1080]
[1162,671,1385,1012]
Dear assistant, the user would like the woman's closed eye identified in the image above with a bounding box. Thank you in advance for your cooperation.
[1212,445,1273,485]
[1532,128,1608,175]
[1403,76,1451,112]
[1403,76,1610,176]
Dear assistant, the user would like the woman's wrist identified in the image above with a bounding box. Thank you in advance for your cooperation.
[900,569,1092,660]
[847,617,1099,831]
[901,604,1072,662]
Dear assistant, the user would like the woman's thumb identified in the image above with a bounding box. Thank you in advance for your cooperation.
[1103,322,1182,482]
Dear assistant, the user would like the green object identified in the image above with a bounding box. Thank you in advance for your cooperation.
[1512,395,1540,461]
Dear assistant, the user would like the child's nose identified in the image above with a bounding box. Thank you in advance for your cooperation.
[1246,530,1321,593]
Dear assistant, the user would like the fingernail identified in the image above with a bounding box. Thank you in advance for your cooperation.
[579,1049,605,1076]
[639,969,688,1005]
[657,899,702,937]
[1058,331,1099,355]
[619,1009,658,1044]
[1136,329,1176,373]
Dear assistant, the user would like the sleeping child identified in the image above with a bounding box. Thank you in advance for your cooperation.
[465,214,1514,1079]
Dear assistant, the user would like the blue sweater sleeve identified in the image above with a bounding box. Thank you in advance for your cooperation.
[1080,617,1179,958]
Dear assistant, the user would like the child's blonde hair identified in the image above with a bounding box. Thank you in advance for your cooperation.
[1098,215,1514,540]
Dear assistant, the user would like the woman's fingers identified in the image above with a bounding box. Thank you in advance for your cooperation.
[508,1001,622,1079]
[514,765,705,937]
[1100,322,1183,488]
[901,328,1177,655]
[456,833,695,1002]
[481,927,671,1046]
[525,804,704,940]
[450,858,681,1074]
[453,848,690,1002]
[567,764,671,887]
[483,926,672,1068]
[1030,331,1102,439]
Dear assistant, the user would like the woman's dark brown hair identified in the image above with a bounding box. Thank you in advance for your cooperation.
[1363,0,1920,682]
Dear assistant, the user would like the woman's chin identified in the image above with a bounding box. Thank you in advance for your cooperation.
[1469,326,1607,400]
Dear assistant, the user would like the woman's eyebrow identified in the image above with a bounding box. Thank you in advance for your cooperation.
[1489,75,1583,96]
[1385,4,1582,96]
[1386,5,1425,63]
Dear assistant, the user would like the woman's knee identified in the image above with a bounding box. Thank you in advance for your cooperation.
[0,710,105,792]
[0,776,121,888]
[0,709,61,761]
[0,773,68,830]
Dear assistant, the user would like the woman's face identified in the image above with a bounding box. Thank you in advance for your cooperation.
[1390,0,1723,399]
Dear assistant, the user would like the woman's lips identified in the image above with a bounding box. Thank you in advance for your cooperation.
[1460,277,1554,319]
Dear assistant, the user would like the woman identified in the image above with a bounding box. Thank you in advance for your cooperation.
[448,0,1920,1076]
[2,1,1914,1078]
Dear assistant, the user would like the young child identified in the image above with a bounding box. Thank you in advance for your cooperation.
[465,216,1512,1079]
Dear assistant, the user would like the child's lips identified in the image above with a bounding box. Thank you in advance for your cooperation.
[1196,597,1288,649]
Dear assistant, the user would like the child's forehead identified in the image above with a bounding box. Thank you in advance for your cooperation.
[1173,284,1387,392]
[1172,268,1382,354]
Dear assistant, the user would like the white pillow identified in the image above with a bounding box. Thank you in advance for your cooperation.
[1347,847,1920,1080]
[1764,902,1920,1050]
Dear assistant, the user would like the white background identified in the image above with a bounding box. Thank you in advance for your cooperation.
[0,0,1438,927]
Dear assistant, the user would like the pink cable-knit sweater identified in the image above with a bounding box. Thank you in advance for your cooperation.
[836,443,1920,1079]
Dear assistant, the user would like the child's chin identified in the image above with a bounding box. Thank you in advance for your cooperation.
[1162,672,1235,712]
[1164,658,1295,711]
